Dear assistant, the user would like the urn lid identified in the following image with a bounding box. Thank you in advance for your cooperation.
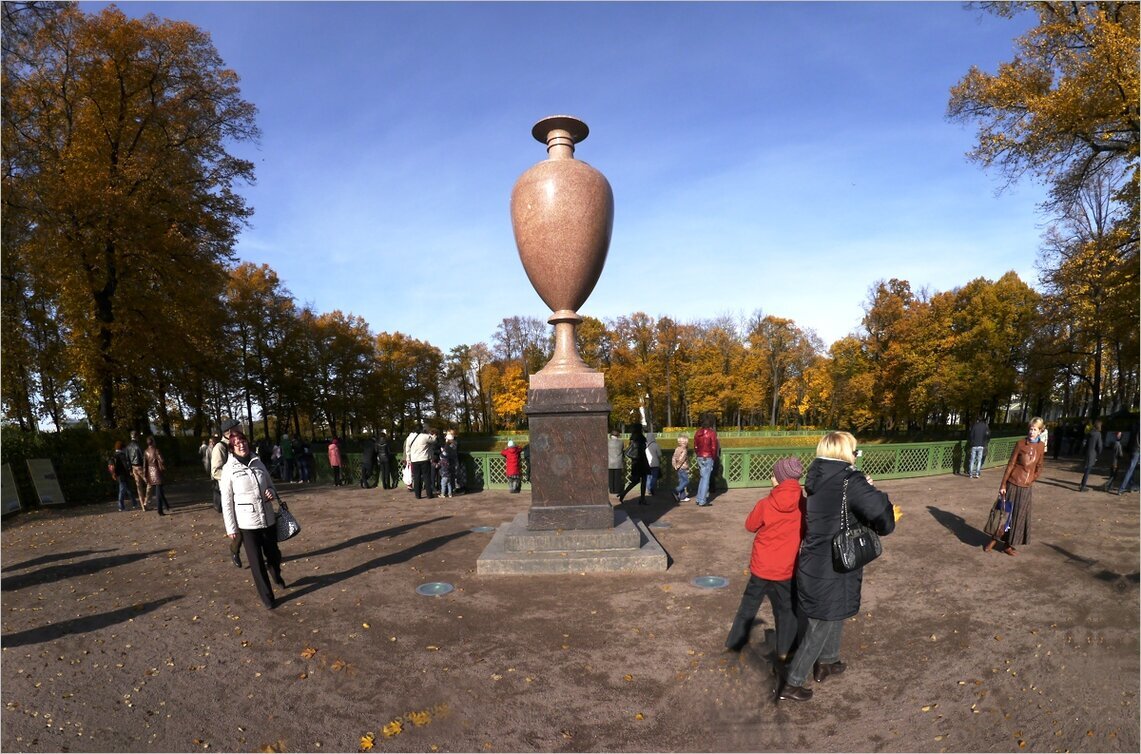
[531,115,589,145]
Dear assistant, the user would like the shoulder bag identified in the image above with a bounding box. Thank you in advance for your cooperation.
[832,474,883,573]
[982,493,1012,537]
[275,498,301,542]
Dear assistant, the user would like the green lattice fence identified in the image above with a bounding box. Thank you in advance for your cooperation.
[341,438,1022,492]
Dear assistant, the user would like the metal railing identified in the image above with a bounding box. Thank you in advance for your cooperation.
[329,437,1022,492]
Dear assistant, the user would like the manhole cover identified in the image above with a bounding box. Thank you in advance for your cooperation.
[470,526,496,533]
[415,582,454,596]
[691,576,729,589]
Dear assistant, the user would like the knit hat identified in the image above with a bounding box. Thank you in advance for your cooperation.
[773,457,804,484]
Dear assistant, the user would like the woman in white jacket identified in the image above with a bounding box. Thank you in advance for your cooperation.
[221,430,286,609]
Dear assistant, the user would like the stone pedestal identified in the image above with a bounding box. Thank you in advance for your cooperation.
[524,380,612,531]
[475,510,668,575]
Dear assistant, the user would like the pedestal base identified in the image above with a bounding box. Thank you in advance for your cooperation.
[476,510,669,575]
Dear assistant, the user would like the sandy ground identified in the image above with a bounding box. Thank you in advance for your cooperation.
[1,458,1138,753]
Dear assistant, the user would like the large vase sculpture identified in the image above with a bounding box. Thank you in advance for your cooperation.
[510,116,613,387]
[476,115,667,573]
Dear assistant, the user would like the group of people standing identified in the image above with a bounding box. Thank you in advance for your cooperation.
[109,431,171,514]
[403,426,465,499]
[608,415,722,506]
[357,431,397,489]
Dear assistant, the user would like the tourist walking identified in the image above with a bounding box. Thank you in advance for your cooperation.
[212,419,244,568]
[672,436,692,502]
[125,431,147,510]
[1103,431,1123,491]
[607,430,624,495]
[111,441,140,511]
[1078,420,1103,492]
[694,415,720,506]
[984,417,1046,556]
[1113,419,1139,494]
[143,436,170,515]
[645,432,662,496]
[220,429,286,610]
[967,415,989,479]
[501,439,523,493]
[779,431,897,702]
[618,424,650,505]
[725,456,805,662]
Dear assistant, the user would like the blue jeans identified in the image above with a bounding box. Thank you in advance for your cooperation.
[674,468,689,499]
[968,446,985,477]
[117,478,139,510]
[1118,451,1139,492]
[696,456,714,504]
[645,467,660,495]
[786,617,844,687]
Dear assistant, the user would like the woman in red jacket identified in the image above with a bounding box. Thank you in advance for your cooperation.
[724,456,805,662]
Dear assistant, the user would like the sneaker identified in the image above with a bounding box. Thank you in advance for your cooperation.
[680,496,691,503]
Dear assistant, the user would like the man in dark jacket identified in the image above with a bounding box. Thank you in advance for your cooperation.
[1079,420,1104,492]
[374,431,393,489]
[359,436,378,489]
[967,416,990,479]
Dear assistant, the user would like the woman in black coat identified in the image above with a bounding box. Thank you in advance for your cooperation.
[618,424,650,505]
[779,431,897,702]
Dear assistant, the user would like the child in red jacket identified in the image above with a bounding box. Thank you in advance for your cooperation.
[724,456,805,661]
[501,440,523,493]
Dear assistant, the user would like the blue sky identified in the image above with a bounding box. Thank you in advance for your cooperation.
[90,1,1046,352]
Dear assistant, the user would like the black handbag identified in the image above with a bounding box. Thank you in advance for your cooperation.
[275,500,301,542]
[832,475,883,572]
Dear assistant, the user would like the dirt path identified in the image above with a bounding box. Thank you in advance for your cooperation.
[2,459,1137,752]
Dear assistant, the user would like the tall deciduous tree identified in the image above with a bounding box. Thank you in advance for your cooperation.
[2,4,258,429]
[948,2,1138,228]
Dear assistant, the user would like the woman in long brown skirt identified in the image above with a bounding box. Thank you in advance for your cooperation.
[986,417,1046,556]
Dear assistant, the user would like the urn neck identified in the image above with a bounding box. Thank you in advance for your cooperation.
[545,129,576,160]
